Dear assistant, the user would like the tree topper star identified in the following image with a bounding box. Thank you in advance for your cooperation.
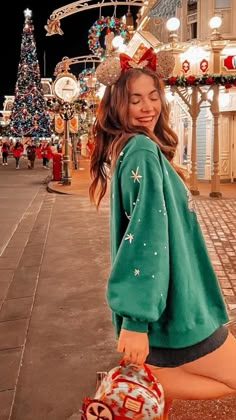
[24,8,32,18]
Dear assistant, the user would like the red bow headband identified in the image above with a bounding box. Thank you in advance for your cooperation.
[95,48,175,86]
[120,47,157,72]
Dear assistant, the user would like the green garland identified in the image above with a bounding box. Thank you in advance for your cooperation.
[164,74,236,88]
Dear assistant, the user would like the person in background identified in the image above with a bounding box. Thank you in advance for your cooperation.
[57,140,63,153]
[12,140,23,169]
[41,142,53,169]
[22,142,28,159]
[89,49,236,419]
[1,141,9,166]
[36,143,42,160]
[86,137,95,159]
[26,141,37,169]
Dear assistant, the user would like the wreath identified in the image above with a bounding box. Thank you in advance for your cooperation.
[78,68,100,98]
[88,16,128,57]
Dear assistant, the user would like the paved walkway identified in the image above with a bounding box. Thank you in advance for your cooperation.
[0,157,236,419]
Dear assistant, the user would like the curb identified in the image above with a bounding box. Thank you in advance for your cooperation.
[47,181,74,195]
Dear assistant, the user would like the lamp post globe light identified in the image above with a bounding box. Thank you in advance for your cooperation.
[53,71,79,185]
[166,17,180,32]
[166,17,180,46]
[209,16,222,40]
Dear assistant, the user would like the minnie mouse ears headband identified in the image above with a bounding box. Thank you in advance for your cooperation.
[95,47,175,87]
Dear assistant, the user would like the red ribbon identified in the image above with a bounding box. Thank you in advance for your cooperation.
[120,47,156,71]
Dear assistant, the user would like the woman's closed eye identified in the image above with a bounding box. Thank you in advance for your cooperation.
[130,95,160,105]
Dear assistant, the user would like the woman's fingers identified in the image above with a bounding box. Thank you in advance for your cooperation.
[117,329,149,364]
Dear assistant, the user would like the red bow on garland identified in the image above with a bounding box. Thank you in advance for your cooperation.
[120,47,157,72]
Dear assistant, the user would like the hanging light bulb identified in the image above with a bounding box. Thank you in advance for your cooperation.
[112,35,124,50]
[126,7,134,32]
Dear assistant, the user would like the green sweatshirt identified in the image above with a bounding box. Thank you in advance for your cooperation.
[107,134,228,348]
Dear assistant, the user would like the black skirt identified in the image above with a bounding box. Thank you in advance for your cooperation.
[145,325,228,367]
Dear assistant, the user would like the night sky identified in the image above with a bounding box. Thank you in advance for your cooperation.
[0,1,134,109]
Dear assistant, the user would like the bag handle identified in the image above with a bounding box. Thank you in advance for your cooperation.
[112,358,162,397]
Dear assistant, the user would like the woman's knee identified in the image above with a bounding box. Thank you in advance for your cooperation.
[182,332,236,390]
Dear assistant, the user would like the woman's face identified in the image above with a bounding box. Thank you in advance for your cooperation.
[127,74,161,132]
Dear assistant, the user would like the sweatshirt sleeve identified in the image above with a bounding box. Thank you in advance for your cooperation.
[107,146,170,333]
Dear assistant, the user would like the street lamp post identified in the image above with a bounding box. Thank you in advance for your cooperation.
[53,71,79,185]
[59,102,74,185]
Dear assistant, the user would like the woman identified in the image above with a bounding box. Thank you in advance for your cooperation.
[26,141,37,169]
[1,142,9,165]
[89,50,236,419]
[41,142,53,169]
[12,140,23,169]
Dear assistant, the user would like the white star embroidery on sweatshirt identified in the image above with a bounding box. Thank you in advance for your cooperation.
[125,212,131,220]
[125,233,134,243]
[131,167,142,183]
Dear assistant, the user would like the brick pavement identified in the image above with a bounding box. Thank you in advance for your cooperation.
[195,199,236,325]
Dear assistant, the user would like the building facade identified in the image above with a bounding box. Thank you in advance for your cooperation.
[143,0,236,189]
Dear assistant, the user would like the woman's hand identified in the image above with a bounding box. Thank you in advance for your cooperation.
[117,328,149,365]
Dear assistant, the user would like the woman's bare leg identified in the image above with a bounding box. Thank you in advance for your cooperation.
[147,332,236,418]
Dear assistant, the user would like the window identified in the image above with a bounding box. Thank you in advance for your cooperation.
[215,0,231,8]
[187,0,197,40]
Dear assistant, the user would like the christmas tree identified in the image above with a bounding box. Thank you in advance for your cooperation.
[8,9,51,139]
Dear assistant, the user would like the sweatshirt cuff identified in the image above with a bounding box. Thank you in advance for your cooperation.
[122,317,149,332]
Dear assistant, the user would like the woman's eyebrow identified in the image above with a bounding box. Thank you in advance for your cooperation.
[130,89,158,97]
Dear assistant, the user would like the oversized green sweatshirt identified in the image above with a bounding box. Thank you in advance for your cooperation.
[107,134,228,348]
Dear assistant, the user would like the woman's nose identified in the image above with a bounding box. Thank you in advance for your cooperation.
[141,100,153,111]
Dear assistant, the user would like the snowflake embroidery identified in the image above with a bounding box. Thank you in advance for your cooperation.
[185,186,195,212]
[134,269,140,276]
[125,233,134,243]
[125,211,131,220]
[131,167,142,183]
[179,177,196,212]
[163,200,167,213]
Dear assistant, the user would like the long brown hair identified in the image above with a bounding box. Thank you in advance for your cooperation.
[89,68,180,208]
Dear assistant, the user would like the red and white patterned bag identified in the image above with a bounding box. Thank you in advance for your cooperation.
[80,359,165,419]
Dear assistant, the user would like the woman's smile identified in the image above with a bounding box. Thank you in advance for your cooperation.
[128,74,161,131]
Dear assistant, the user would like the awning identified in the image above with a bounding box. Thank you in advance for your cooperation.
[148,0,182,18]
[148,0,198,18]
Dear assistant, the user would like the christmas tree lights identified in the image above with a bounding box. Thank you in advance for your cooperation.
[8,9,51,139]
